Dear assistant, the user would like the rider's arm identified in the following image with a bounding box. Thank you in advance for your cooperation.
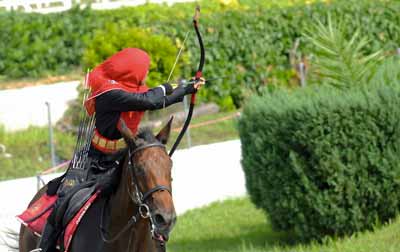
[97,84,196,112]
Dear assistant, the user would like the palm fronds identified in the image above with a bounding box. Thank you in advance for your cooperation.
[304,15,384,88]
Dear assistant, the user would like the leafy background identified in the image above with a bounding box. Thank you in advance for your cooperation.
[1,0,399,109]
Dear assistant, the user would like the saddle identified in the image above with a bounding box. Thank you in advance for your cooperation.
[17,149,127,251]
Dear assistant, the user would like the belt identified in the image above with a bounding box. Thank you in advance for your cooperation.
[91,129,126,154]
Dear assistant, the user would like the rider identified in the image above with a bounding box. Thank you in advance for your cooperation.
[38,47,205,252]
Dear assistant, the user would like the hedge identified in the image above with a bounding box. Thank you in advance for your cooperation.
[1,0,400,108]
[238,84,400,240]
[82,25,180,88]
[0,7,95,79]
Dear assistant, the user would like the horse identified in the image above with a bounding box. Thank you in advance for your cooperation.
[18,119,176,252]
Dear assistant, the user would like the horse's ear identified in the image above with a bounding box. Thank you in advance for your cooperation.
[156,116,174,145]
[119,119,135,147]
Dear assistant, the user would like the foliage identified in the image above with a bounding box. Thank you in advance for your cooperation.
[370,55,400,87]
[0,6,95,79]
[304,15,384,88]
[82,24,180,88]
[238,84,400,241]
[1,0,400,108]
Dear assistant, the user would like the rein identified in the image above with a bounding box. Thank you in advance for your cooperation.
[100,142,171,248]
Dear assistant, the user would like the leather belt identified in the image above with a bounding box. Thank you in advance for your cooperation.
[92,129,126,153]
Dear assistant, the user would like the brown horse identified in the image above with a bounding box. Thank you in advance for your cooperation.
[19,119,176,252]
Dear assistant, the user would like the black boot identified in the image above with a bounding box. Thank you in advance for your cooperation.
[37,222,61,252]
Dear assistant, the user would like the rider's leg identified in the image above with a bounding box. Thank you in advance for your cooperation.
[37,203,62,252]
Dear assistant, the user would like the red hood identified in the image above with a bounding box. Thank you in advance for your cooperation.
[85,48,150,115]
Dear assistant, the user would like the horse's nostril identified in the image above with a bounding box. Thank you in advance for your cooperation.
[154,214,167,226]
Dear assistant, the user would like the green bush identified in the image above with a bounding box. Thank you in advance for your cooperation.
[83,24,181,88]
[304,15,384,88]
[1,0,400,108]
[371,56,400,87]
[238,84,400,241]
[0,7,95,79]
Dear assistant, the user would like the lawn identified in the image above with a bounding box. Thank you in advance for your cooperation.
[0,110,239,180]
[166,111,239,150]
[169,198,400,252]
[0,126,75,180]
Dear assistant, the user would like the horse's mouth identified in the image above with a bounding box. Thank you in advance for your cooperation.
[153,231,169,244]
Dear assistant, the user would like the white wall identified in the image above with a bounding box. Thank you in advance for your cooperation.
[0,81,80,131]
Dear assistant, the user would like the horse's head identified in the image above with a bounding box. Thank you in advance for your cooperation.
[122,117,176,243]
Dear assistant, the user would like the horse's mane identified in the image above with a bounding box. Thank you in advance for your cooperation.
[136,127,157,145]
[121,127,163,154]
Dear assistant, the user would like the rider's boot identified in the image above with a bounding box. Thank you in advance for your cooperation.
[37,222,60,252]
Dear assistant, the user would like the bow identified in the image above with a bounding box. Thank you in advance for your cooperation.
[193,5,205,84]
[169,6,205,156]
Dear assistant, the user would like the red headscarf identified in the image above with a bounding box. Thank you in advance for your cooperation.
[85,48,150,115]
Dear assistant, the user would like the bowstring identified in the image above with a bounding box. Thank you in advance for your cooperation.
[166,31,190,83]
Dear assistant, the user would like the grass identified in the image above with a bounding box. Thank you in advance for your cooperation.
[166,111,239,150]
[0,126,75,180]
[169,198,400,252]
[0,111,239,180]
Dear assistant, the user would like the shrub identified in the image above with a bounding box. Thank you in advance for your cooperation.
[238,84,400,240]
[304,15,384,88]
[1,0,400,108]
[0,6,94,79]
[370,55,400,87]
[82,24,181,88]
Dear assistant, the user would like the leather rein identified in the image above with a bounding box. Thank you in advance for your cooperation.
[100,142,171,248]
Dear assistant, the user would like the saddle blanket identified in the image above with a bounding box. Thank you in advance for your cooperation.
[16,190,100,252]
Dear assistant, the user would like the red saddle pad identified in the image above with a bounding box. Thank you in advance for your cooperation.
[16,194,58,236]
[17,190,100,251]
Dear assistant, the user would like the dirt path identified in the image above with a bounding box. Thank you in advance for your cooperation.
[0,81,80,131]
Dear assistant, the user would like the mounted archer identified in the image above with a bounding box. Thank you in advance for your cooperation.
[17,6,206,252]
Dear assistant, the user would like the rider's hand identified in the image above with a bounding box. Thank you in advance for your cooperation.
[170,77,206,95]
[192,77,206,90]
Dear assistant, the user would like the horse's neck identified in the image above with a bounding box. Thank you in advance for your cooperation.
[107,155,156,252]
[111,156,135,215]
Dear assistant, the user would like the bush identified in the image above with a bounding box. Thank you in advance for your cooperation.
[83,24,181,88]
[238,84,400,240]
[304,15,384,88]
[0,7,95,79]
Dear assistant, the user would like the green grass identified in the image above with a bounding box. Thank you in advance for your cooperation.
[166,111,239,150]
[0,111,239,180]
[169,198,400,252]
[0,126,75,180]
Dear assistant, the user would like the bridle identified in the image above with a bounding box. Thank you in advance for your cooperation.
[128,143,172,203]
[128,143,172,238]
[100,142,172,249]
